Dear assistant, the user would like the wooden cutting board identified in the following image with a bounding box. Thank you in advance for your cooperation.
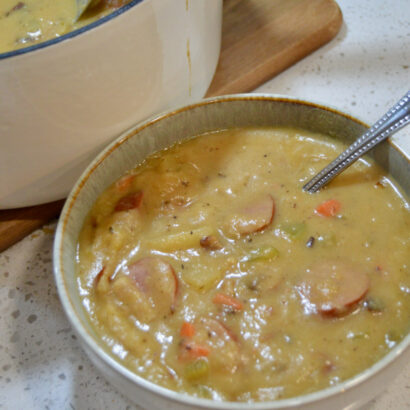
[0,0,342,252]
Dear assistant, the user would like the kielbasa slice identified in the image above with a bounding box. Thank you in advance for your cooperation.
[112,257,177,323]
[114,191,143,212]
[226,194,275,237]
[298,260,370,315]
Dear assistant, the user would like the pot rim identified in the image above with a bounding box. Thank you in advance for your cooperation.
[0,0,143,61]
[53,93,410,409]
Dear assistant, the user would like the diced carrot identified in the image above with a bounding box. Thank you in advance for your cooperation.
[191,344,210,357]
[179,342,210,361]
[315,199,341,217]
[180,321,195,338]
[212,293,243,310]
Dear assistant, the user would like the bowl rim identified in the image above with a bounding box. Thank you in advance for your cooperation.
[53,93,410,409]
[0,0,143,60]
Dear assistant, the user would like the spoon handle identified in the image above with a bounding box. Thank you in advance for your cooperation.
[303,90,410,193]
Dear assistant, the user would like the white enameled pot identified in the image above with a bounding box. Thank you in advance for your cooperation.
[0,0,222,208]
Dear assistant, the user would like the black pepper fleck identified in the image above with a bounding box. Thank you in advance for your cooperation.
[306,237,315,248]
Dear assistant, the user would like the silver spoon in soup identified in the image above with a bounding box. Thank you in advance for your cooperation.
[303,90,410,193]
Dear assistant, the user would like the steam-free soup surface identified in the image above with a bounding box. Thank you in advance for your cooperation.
[76,127,410,402]
[0,0,130,53]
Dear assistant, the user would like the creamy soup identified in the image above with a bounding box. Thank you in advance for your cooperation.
[0,0,130,53]
[76,127,410,402]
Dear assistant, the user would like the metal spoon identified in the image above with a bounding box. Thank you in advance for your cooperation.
[303,90,410,193]
[75,0,100,20]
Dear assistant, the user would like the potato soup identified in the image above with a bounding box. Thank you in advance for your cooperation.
[0,0,130,53]
[76,127,410,402]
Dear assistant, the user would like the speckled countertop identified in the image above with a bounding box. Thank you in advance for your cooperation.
[1,0,409,409]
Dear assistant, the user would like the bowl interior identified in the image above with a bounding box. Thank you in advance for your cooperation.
[54,94,410,409]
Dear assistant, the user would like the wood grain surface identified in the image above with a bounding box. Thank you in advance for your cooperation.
[0,0,342,252]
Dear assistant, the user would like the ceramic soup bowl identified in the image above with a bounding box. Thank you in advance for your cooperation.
[54,94,410,410]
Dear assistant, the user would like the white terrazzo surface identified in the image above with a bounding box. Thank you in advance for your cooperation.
[1,1,409,409]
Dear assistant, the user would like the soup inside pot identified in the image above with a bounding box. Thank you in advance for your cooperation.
[0,0,131,53]
[76,127,410,402]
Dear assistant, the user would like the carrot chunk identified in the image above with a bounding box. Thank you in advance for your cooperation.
[184,358,209,380]
[212,293,243,310]
[315,199,341,217]
[180,321,195,338]
[179,342,210,361]
[190,344,210,357]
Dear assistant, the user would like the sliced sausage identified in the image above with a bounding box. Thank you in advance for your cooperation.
[298,260,370,316]
[114,191,143,212]
[225,194,275,237]
[112,257,177,323]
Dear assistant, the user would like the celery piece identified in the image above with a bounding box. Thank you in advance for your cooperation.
[364,297,385,312]
[349,332,369,340]
[280,222,306,240]
[184,358,209,381]
[245,246,279,263]
[317,233,338,247]
[386,330,402,343]
[385,331,402,348]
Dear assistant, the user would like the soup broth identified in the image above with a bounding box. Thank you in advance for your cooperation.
[0,0,130,53]
[76,127,410,402]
